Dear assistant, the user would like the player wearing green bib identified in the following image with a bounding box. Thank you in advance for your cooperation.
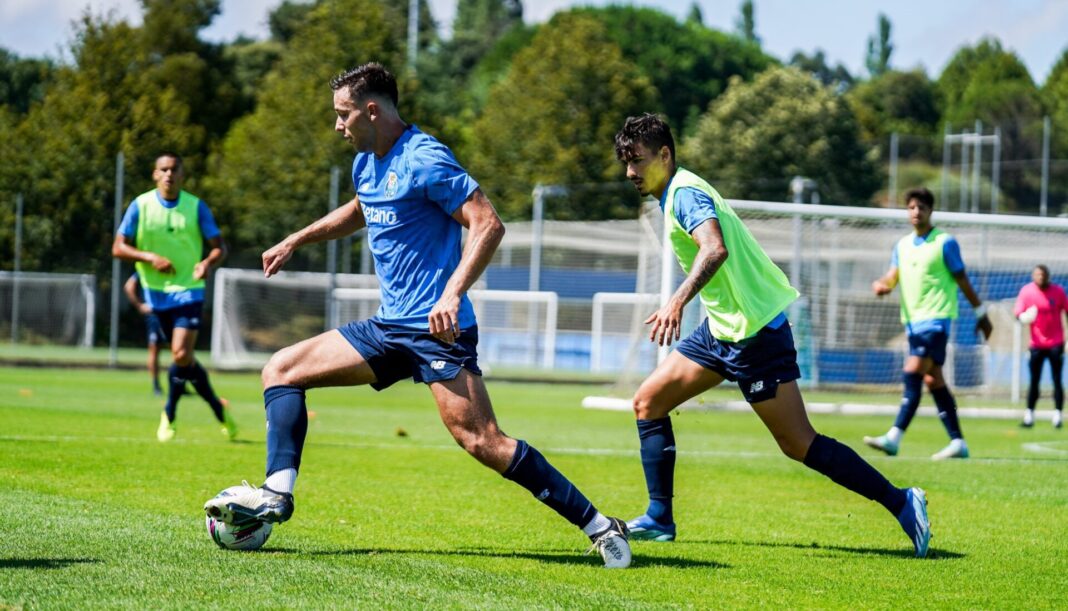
[614,114,931,557]
[112,153,235,443]
[864,187,990,460]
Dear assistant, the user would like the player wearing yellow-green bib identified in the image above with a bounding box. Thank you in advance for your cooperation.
[864,187,991,460]
[112,153,235,443]
[614,114,930,557]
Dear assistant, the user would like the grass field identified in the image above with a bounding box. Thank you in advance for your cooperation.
[2,365,1066,608]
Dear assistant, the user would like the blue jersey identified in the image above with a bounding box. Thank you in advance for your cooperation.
[891,231,965,335]
[354,125,480,329]
[117,191,221,310]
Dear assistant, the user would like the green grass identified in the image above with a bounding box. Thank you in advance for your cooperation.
[1,366,1066,608]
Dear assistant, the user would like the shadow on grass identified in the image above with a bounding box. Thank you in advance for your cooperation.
[297,546,728,569]
[0,558,100,569]
[677,539,964,560]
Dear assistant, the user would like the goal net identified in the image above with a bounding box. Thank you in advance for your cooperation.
[589,200,1068,404]
[0,271,95,347]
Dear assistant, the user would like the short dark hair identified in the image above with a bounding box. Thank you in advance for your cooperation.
[155,152,183,169]
[330,62,398,106]
[904,186,935,209]
[1036,264,1050,276]
[615,113,675,163]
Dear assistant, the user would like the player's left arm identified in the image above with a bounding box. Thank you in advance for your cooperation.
[646,218,728,346]
[428,188,505,343]
[945,237,991,339]
[193,201,228,281]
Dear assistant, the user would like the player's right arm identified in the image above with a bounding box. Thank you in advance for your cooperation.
[872,266,899,296]
[123,275,151,315]
[111,201,175,273]
[262,195,366,278]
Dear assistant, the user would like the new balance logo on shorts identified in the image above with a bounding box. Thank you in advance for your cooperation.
[430,360,447,370]
[749,380,765,394]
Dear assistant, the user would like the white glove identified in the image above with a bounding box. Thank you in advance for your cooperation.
[1018,305,1038,324]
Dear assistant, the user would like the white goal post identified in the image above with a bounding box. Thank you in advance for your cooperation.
[0,271,95,347]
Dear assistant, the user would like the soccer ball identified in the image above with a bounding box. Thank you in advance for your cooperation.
[205,515,273,550]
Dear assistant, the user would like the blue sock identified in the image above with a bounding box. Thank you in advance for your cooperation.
[163,363,183,422]
[264,385,309,477]
[893,372,924,431]
[637,418,675,524]
[502,440,596,528]
[804,434,907,516]
[187,362,224,421]
[930,386,963,440]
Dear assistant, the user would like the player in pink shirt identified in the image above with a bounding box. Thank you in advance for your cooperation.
[1014,264,1068,428]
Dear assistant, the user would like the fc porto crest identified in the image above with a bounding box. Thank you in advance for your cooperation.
[384,171,399,198]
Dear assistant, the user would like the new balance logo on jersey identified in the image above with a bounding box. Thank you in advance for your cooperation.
[364,206,398,225]
[749,380,765,394]
[430,360,447,370]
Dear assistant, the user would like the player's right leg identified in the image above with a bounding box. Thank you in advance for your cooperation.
[1023,349,1044,427]
[1050,346,1064,428]
[864,354,931,456]
[627,351,724,542]
[204,328,377,525]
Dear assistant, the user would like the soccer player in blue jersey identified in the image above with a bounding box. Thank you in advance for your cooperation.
[124,272,165,395]
[203,63,631,567]
[112,153,237,442]
[863,187,990,460]
[614,113,930,558]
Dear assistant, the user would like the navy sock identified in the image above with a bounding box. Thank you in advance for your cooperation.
[930,386,963,440]
[803,434,907,516]
[264,385,309,477]
[163,363,183,422]
[186,362,225,421]
[637,418,675,523]
[502,439,596,528]
[893,372,924,431]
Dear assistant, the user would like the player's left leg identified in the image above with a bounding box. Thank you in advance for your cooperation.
[1050,346,1064,429]
[428,370,630,568]
[750,381,930,557]
[926,365,969,460]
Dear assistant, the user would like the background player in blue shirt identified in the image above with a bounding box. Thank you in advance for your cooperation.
[204,63,631,567]
[123,271,166,395]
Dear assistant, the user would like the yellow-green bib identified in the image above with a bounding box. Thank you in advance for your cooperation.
[133,190,204,294]
[664,168,799,341]
[895,228,958,323]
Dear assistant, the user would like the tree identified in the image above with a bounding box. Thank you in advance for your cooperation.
[1045,47,1068,158]
[790,50,853,92]
[469,13,657,220]
[687,2,703,24]
[0,49,53,113]
[865,13,893,77]
[735,0,759,45]
[848,69,940,146]
[206,0,406,265]
[684,66,880,204]
[268,0,314,43]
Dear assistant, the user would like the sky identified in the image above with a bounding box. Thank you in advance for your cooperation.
[1,0,1066,83]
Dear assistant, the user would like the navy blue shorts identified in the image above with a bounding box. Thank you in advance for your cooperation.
[154,302,204,343]
[337,318,482,391]
[908,330,948,366]
[145,313,164,346]
[675,319,801,403]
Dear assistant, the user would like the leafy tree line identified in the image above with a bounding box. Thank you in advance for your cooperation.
[1,0,1066,279]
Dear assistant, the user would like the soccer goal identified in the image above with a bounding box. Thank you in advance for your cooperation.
[586,199,1068,407]
[0,271,95,347]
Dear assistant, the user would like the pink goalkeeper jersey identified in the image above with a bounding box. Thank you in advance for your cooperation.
[1015,282,1068,349]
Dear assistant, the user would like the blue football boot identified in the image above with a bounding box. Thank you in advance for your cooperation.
[896,487,931,558]
[625,514,676,542]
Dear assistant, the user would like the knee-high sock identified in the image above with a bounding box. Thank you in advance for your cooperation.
[502,439,596,528]
[804,434,907,516]
[637,418,676,523]
[930,386,963,440]
[187,361,224,421]
[163,363,184,422]
[893,372,924,431]
[1027,350,1045,411]
[265,385,309,477]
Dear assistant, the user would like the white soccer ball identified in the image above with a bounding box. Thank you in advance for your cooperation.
[205,515,273,551]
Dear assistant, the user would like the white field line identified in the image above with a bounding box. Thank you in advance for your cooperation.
[2,435,1066,464]
[582,396,1055,421]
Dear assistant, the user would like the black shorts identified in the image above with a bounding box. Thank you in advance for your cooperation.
[675,319,801,403]
[337,318,482,391]
[154,302,203,343]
